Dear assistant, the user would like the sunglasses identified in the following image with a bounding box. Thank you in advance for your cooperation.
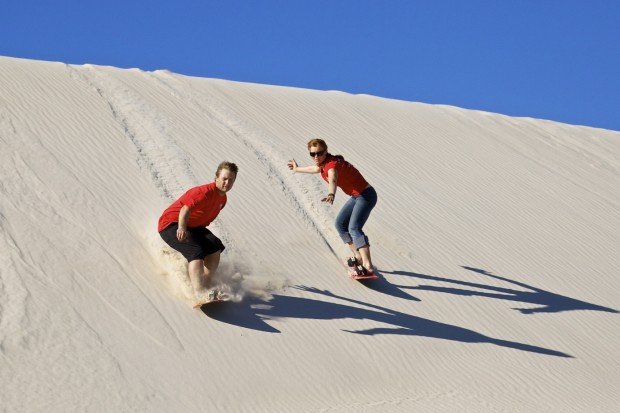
[309,150,326,157]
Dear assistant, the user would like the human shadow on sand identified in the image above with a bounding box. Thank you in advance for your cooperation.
[203,298,281,333]
[206,286,572,358]
[354,270,421,302]
[382,266,618,315]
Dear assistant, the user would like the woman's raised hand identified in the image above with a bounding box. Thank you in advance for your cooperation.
[287,159,298,171]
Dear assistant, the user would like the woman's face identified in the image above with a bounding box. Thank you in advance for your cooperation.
[309,146,327,166]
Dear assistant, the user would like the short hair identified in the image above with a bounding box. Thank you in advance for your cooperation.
[307,138,328,150]
[216,161,238,177]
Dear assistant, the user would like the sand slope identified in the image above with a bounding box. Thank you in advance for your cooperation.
[1,56,619,412]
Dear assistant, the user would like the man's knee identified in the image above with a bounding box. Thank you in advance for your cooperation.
[203,250,220,268]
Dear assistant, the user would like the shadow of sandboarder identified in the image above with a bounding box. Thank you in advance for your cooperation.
[202,297,281,333]
[293,286,571,357]
[209,285,572,358]
[382,267,618,315]
[355,269,421,302]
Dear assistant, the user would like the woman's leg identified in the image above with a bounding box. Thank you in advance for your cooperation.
[358,245,373,272]
[348,187,378,271]
[347,243,362,262]
[335,197,357,260]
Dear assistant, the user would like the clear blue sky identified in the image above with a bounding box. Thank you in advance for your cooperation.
[2,1,619,131]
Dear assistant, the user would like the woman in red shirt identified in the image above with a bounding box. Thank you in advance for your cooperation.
[158,161,238,307]
[288,139,377,275]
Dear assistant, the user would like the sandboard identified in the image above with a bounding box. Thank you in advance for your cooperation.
[346,259,379,280]
[348,269,379,280]
[193,291,232,309]
[193,298,230,309]
[351,273,379,280]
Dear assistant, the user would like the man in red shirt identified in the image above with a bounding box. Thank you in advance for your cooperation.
[287,139,378,276]
[158,161,238,307]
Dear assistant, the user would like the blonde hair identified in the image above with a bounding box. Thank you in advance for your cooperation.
[216,161,238,177]
[307,138,328,151]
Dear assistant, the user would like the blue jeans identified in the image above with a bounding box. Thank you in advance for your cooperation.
[335,186,377,250]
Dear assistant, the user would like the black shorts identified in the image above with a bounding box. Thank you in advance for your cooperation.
[159,223,225,262]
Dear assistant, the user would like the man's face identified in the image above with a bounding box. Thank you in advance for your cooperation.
[215,169,236,193]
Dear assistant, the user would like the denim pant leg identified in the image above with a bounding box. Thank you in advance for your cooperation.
[335,197,356,244]
[349,187,377,249]
[335,187,377,249]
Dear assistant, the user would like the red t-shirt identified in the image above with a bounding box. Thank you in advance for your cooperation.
[320,154,369,196]
[157,182,227,232]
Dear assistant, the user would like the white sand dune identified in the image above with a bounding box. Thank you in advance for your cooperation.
[1,55,619,412]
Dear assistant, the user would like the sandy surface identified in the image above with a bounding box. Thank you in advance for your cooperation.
[1,56,619,412]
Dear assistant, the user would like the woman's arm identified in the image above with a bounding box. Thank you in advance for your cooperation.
[322,168,338,204]
[288,159,320,174]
